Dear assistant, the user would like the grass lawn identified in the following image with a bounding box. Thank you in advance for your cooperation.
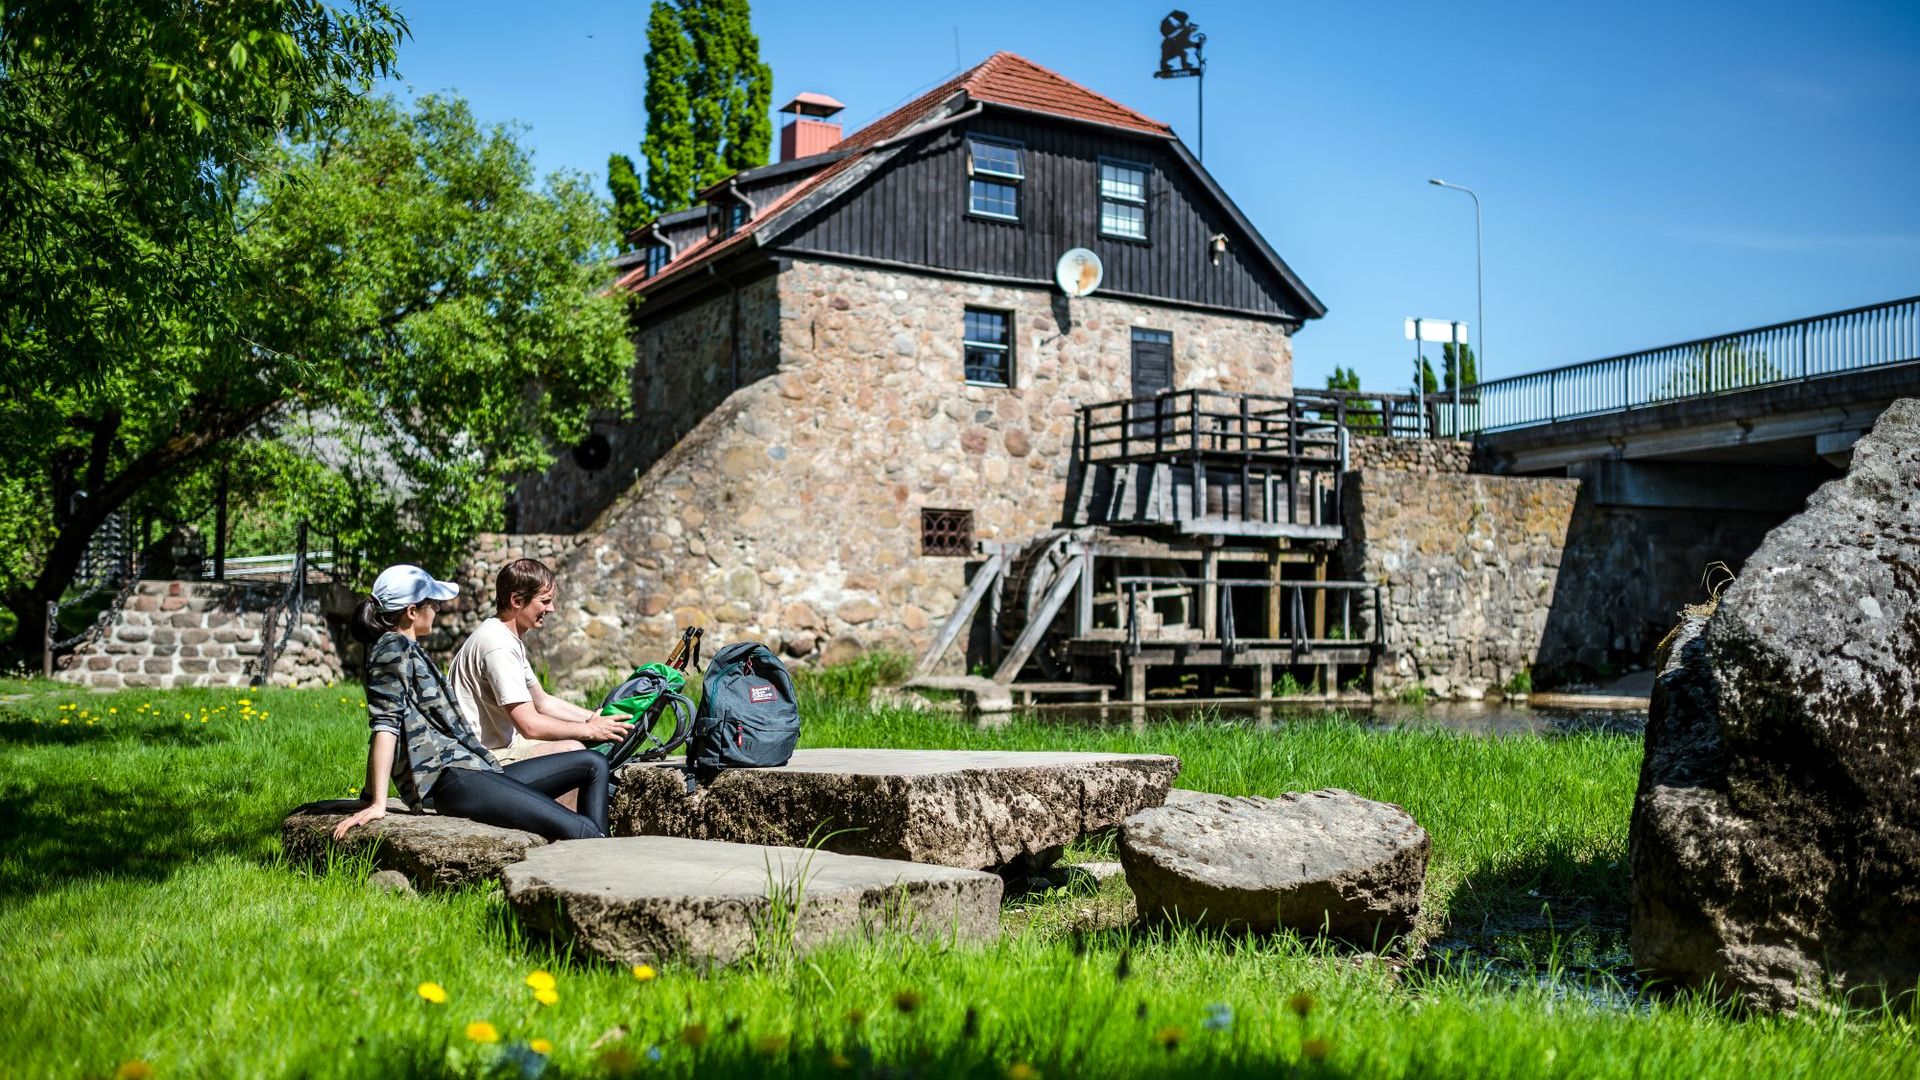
[0,672,1913,1079]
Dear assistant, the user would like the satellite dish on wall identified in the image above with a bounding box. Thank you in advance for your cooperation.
[1055,247,1104,298]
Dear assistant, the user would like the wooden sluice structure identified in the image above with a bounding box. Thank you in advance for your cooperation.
[912,390,1381,705]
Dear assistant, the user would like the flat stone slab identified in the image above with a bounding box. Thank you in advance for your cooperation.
[1120,788,1429,941]
[612,748,1180,871]
[281,799,546,890]
[502,836,1002,966]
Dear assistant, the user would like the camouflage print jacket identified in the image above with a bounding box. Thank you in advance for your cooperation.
[365,631,499,809]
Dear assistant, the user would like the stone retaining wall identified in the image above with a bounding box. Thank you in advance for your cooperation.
[54,580,343,690]
[1340,469,1578,698]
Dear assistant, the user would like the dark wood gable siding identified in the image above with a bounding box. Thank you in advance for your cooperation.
[771,113,1302,321]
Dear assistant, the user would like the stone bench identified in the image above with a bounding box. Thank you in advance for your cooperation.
[281,799,547,891]
[612,748,1180,871]
[503,836,1002,966]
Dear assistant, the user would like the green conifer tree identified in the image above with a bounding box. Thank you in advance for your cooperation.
[639,1,697,216]
[607,153,647,248]
[1441,342,1478,391]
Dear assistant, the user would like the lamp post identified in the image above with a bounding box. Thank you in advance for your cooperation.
[1427,178,1483,382]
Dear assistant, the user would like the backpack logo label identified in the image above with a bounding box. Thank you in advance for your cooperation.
[748,684,776,704]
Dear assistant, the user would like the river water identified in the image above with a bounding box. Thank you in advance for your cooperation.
[1020,698,1648,737]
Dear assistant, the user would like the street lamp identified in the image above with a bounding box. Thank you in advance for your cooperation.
[1427,178,1483,382]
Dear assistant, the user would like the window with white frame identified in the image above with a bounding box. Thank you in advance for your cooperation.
[967,137,1023,220]
[1099,159,1149,240]
[962,308,1013,386]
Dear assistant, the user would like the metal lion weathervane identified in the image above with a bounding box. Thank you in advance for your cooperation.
[1154,10,1208,160]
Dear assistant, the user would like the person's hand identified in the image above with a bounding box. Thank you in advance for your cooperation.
[333,801,387,841]
[581,715,632,745]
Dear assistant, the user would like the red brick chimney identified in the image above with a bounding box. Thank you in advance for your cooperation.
[778,93,845,162]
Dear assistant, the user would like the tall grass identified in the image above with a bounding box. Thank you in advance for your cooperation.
[0,677,1913,1079]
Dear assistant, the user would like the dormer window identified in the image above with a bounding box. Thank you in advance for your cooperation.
[645,244,670,277]
[966,136,1023,221]
[728,203,749,234]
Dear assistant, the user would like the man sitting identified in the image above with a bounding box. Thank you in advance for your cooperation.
[451,558,627,810]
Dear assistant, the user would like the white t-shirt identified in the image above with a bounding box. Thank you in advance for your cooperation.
[450,617,536,751]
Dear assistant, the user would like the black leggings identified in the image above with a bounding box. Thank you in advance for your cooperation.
[430,752,610,840]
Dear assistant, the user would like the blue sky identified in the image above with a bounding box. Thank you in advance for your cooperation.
[382,0,1920,393]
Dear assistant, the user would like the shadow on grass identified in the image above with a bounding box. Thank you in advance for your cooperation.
[0,754,269,902]
[306,1035,1362,1080]
[0,711,227,748]
[1442,839,1629,932]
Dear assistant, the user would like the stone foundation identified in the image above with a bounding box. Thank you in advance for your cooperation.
[1341,469,1578,698]
[54,580,343,690]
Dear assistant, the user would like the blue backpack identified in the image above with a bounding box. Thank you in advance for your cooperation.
[689,642,801,770]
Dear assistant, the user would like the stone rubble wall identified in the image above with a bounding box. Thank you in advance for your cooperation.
[54,580,343,690]
[1340,468,1578,699]
[429,533,580,671]
[512,274,782,533]
[529,257,1297,692]
[1346,436,1475,474]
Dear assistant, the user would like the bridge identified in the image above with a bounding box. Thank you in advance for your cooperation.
[1463,294,1920,477]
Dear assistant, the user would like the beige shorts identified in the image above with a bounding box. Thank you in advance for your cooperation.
[490,740,548,765]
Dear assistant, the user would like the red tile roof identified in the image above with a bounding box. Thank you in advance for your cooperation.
[962,52,1171,135]
[615,53,1171,295]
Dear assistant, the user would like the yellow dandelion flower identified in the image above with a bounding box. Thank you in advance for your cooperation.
[1006,1064,1041,1080]
[1301,1038,1332,1061]
[464,1021,499,1043]
[630,964,657,982]
[534,986,559,1006]
[114,1062,155,1080]
[417,981,448,1004]
[525,969,557,992]
[108,707,117,714]
[259,711,269,718]
[753,1033,789,1056]
[60,718,69,725]
[529,1038,554,1055]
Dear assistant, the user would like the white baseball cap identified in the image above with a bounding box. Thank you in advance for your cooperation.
[370,564,460,611]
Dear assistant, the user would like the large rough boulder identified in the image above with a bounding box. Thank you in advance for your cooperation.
[612,749,1179,871]
[281,799,546,890]
[1119,789,1429,941]
[1631,399,1920,1012]
[503,836,1002,966]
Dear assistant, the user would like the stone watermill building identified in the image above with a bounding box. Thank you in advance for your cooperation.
[498,51,1400,702]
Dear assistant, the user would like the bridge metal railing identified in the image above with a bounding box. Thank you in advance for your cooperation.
[1459,294,1920,433]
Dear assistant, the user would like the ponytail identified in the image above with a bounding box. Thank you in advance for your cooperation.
[350,597,405,645]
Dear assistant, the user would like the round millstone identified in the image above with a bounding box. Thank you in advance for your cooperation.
[1120,788,1429,941]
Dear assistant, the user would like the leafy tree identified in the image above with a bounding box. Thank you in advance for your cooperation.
[687,0,771,185]
[607,152,648,247]
[637,0,697,216]
[1655,340,1780,399]
[1321,366,1381,433]
[627,0,770,218]
[1441,342,1478,391]
[0,0,407,396]
[2,95,633,655]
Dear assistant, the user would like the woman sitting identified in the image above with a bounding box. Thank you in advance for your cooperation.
[332,564,609,842]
